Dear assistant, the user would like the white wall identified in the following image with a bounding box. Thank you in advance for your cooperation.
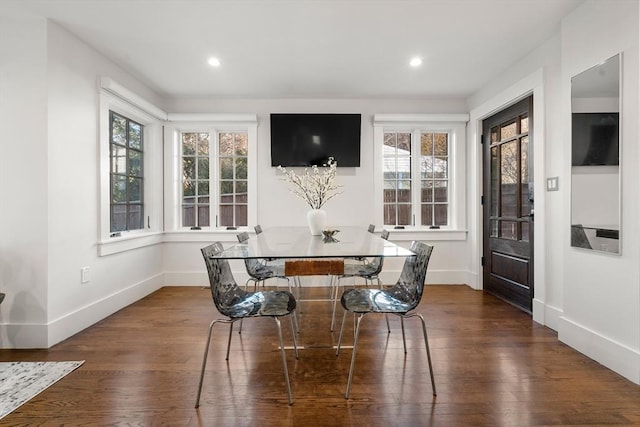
[560,0,639,384]
[162,97,473,287]
[0,13,50,346]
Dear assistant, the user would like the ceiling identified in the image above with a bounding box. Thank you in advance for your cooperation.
[8,0,584,99]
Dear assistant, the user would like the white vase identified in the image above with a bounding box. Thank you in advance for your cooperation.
[307,209,327,235]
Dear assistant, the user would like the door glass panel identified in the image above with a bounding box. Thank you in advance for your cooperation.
[500,121,517,140]
[520,136,530,217]
[491,146,498,216]
[521,222,530,242]
[520,115,529,133]
[490,220,498,237]
[500,220,517,240]
[501,141,518,218]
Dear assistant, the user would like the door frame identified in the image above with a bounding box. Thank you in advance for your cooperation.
[468,69,549,326]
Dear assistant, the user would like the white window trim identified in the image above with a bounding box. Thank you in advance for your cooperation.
[373,113,469,240]
[164,114,258,232]
[98,79,166,256]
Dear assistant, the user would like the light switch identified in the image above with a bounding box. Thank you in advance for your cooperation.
[546,177,559,191]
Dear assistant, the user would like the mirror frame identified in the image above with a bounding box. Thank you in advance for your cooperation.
[570,53,622,254]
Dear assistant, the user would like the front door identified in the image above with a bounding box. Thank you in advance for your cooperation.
[482,96,534,312]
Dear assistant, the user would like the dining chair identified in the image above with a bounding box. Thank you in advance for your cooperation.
[237,231,287,290]
[330,229,390,332]
[196,242,298,407]
[336,241,436,399]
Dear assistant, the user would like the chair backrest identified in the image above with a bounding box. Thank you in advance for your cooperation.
[385,241,434,310]
[237,232,250,243]
[366,229,390,273]
[236,232,266,275]
[200,242,248,317]
[367,224,375,233]
[254,225,263,235]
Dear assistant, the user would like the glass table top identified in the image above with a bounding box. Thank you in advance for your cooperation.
[210,226,415,259]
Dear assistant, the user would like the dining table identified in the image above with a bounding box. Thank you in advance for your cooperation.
[209,226,416,348]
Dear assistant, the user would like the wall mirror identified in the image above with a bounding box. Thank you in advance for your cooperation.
[570,53,621,254]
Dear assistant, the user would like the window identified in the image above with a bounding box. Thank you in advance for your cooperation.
[383,131,450,227]
[180,130,249,228]
[99,78,164,255]
[170,115,257,231]
[110,111,144,233]
[374,114,467,232]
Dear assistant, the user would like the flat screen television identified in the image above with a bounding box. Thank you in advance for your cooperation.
[572,112,619,166]
[270,113,361,167]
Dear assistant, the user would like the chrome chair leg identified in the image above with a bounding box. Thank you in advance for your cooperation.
[330,275,340,331]
[345,313,365,399]
[400,316,407,353]
[289,314,299,359]
[375,277,390,333]
[196,318,232,408]
[225,322,234,360]
[336,308,349,355]
[273,317,294,405]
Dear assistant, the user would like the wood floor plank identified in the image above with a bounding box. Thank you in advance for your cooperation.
[0,285,638,426]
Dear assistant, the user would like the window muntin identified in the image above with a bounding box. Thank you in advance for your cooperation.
[181,132,210,228]
[110,111,144,233]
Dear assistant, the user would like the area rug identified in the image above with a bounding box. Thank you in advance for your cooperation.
[0,361,84,419]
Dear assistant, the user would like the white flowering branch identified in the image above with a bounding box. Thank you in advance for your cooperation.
[277,157,343,209]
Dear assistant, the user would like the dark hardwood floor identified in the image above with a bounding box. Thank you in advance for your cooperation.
[1,285,638,426]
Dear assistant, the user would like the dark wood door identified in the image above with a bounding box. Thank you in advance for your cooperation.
[482,96,534,312]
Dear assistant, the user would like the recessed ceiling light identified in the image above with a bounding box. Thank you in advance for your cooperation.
[208,57,221,67]
[410,57,423,67]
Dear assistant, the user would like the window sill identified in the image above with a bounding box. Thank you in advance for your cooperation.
[98,231,164,256]
[162,229,252,243]
[381,228,467,241]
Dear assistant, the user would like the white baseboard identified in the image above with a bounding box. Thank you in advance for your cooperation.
[559,315,640,385]
[532,298,562,331]
[0,274,164,349]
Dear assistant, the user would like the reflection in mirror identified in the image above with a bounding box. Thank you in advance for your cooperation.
[571,54,621,254]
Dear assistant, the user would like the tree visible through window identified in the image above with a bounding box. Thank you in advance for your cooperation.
[219,132,248,227]
[182,132,210,228]
[110,111,144,233]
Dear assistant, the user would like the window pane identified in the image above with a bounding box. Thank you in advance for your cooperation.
[434,133,448,156]
[490,220,498,237]
[111,113,126,145]
[235,134,248,156]
[127,204,143,230]
[397,133,411,152]
[383,203,396,225]
[383,133,397,149]
[129,122,142,150]
[491,146,498,216]
[520,115,529,133]
[183,133,196,156]
[235,205,248,226]
[112,175,127,203]
[383,180,396,202]
[397,204,411,225]
[129,150,142,176]
[434,204,447,226]
[128,177,142,203]
[183,205,195,227]
[235,157,248,179]
[421,204,433,226]
[520,136,530,217]
[111,205,126,232]
[197,181,209,196]
[421,156,433,179]
[197,205,210,227]
[500,221,517,239]
[491,127,499,143]
[183,157,195,179]
[183,180,195,198]
[236,181,247,203]
[219,205,233,227]
[501,141,518,218]
[434,180,448,202]
[421,133,433,156]
[197,133,209,156]
[220,158,233,179]
[398,182,411,202]
[434,156,447,179]
[500,121,517,140]
[219,133,234,155]
[421,180,433,203]
[197,157,209,179]
[111,145,126,174]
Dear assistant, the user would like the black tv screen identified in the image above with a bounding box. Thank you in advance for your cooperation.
[572,113,619,166]
[270,113,361,167]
